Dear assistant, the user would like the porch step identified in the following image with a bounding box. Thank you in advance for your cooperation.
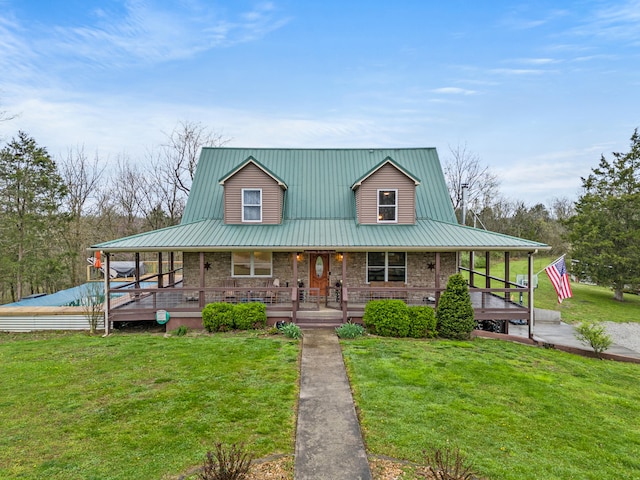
[295,309,345,329]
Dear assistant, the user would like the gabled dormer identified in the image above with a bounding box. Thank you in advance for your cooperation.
[351,157,420,224]
[218,157,287,224]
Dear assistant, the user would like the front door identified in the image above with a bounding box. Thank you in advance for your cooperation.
[309,253,330,297]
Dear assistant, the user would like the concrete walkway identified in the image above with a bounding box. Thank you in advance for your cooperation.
[294,328,372,480]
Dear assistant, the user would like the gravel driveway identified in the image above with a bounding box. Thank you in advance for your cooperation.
[604,322,640,353]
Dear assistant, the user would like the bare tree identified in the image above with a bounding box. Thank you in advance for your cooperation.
[160,120,230,195]
[444,143,500,223]
[60,146,106,284]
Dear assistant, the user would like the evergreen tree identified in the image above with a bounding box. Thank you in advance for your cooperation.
[566,129,640,301]
[436,273,475,340]
[0,132,68,301]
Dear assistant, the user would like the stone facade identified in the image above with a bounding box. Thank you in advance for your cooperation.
[184,250,457,288]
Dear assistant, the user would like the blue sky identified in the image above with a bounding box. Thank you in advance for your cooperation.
[1,0,639,205]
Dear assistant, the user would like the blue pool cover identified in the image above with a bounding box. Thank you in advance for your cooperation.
[1,282,156,307]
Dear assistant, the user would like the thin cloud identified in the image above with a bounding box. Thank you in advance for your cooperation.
[431,87,477,95]
[43,1,290,66]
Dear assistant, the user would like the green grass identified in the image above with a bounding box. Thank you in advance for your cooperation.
[0,331,299,480]
[342,336,640,480]
[470,255,640,323]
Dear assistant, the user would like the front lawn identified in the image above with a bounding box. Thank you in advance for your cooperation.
[0,332,299,480]
[343,336,640,480]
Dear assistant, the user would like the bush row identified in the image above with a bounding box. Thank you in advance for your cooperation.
[363,299,437,338]
[362,273,476,340]
[202,302,267,332]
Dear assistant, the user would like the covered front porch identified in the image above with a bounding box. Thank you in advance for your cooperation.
[101,249,537,336]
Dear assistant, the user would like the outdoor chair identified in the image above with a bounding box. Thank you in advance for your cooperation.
[223,279,237,303]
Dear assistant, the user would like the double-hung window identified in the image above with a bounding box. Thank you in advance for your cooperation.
[242,188,262,222]
[367,252,406,282]
[232,251,272,277]
[377,189,397,222]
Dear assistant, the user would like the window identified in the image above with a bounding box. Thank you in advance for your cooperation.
[377,189,397,222]
[233,251,272,277]
[367,252,406,282]
[242,189,262,222]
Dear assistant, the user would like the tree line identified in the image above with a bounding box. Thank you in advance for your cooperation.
[0,121,638,303]
[0,121,227,303]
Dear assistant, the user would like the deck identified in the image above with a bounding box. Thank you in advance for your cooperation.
[106,283,530,334]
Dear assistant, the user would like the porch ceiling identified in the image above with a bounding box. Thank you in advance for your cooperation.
[90,218,550,253]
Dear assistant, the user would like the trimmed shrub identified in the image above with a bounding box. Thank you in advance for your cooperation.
[336,322,365,339]
[363,299,410,337]
[198,442,254,480]
[202,302,235,332]
[408,306,437,338]
[233,302,267,330]
[436,273,475,340]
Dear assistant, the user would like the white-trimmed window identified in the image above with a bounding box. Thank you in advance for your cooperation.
[242,189,262,222]
[232,251,272,277]
[377,189,397,223]
[367,252,406,282]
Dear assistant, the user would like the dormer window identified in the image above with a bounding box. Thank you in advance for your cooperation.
[377,189,397,223]
[242,189,262,222]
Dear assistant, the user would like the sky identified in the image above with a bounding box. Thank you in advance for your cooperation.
[1,0,639,206]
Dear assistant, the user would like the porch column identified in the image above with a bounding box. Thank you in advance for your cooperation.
[135,252,141,289]
[104,253,111,335]
[158,252,163,288]
[292,253,298,323]
[528,251,535,339]
[169,252,175,286]
[199,252,205,309]
[504,252,510,301]
[469,251,475,287]
[485,251,491,288]
[342,252,347,323]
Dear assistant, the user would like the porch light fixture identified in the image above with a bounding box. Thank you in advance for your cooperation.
[336,253,344,262]
[296,253,303,262]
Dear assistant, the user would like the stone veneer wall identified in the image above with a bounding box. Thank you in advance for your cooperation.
[183,252,298,288]
[183,251,458,288]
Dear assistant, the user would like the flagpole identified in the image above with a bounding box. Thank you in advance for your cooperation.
[535,254,566,277]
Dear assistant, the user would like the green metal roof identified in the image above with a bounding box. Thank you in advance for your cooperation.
[91,147,550,253]
[183,148,456,223]
[93,218,549,252]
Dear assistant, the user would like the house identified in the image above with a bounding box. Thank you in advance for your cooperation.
[91,148,549,334]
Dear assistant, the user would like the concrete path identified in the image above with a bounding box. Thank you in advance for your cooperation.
[294,328,372,480]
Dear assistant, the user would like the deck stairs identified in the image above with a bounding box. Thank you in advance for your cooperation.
[295,308,346,329]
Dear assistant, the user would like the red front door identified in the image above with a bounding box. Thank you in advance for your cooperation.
[309,253,330,297]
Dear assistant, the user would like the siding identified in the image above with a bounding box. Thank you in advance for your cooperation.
[223,163,283,224]
[0,308,105,332]
[356,163,416,224]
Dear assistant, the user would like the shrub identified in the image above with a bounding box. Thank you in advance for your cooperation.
[436,273,475,340]
[198,442,254,480]
[202,303,235,332]
[363,299,410,337]
[280,322,302,339]
[336,322,365,339]
[233,302,267,330]
[408,306,437,338]
[575,321,613,357]
[423,445,480,480]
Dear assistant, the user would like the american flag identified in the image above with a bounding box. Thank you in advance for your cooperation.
[545,257,573,303]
